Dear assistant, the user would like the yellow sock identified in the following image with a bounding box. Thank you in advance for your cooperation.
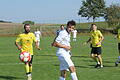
[25,63,29,74]
[99,57,103,65]
[29,65,32,73]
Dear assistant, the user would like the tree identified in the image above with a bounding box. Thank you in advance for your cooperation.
[104,4,120,27]
[78,0,106,22]
[22,21,35,25]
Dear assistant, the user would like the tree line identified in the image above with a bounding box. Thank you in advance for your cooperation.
[78,0,120,28]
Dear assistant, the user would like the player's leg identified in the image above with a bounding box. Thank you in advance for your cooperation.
[25,62,31,80]
[64,56,78,80]
[95,47,103,68]
[97,54,103,68]
[58,56,67,80]
[90,54,98,63]
[69,66,78,80]
[25,62,30,75]
[26,55,33,80]
[59,70,67,80]
[90,54,100,68]
[29,55,33,74]
[115,43,120,66]
[91,48,98,63]
[38,41,40,47]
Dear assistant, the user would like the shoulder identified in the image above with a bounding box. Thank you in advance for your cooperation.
[29,32,35,36]
[97,30,101,32]
[18,33,24,37]
[59,30,67,35]
[97,30,102,33]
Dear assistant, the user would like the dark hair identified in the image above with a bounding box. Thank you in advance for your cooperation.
[24,24,30,29]
[60,25,64,27]
[91,23,96,27]
[67,20,76,26]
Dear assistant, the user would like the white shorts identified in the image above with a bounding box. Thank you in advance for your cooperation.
[58,55,74,70]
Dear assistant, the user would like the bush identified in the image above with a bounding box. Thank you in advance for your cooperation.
[22,21,35,25]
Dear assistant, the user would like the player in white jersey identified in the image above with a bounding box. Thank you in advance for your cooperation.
[52,20,78,80]
[72,29,77,41]
[56,25,64,35]
[34,28,41,47]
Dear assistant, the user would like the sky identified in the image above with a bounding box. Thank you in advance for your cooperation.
[0,0,120,23]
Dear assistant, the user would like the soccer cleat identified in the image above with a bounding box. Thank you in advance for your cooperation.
[100,65,103,68]
[94,64,100,68]
[115,62,118,67]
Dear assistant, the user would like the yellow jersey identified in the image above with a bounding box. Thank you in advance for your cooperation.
[15,32,37,55]
[117,29,120,43]
[90,30,103,47]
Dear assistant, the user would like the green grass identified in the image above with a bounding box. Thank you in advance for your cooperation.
[0,35,120,80]
[76,21,109,29]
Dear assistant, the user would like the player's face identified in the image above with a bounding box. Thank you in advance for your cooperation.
[60,26,64,30]
[25,25,30,33]
[91,25,97,31]
[67,25,74,32]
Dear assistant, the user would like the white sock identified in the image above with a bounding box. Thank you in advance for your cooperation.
[97,62,100,64]
[59,77,65,80]
[71,72,78,80]
[118,56,120,60]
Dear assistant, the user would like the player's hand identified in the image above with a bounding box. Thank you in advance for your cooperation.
[83,42,87,45]
[37,47,42,50]
[64,46,71,51]
[96,42,101,46]
[18,46,22,50]
[51,42,54,46]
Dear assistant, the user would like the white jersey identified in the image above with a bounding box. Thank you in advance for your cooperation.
[55,29,71,56]
[34,31,41,41]
[56,29,61,35]
[72,30,77,38]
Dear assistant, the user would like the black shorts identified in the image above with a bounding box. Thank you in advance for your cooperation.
[29,55,34,64]
[91,47,102,55]
[118,43,120,50]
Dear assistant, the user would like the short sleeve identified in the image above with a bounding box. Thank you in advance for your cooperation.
[15,34,21,42]
[55,31,65,43]
[98,30,103,37]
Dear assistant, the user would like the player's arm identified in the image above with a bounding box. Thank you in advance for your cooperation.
[114,34,118,39]
[35,41,41,50]
[96,35,104,46]
[15,42,22,50]
[83,38,91,45]
[52,41,71,51]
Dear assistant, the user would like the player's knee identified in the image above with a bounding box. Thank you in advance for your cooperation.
[69,66,76,73]
[29,63,32,66]
[90,54,94,58]
[61,70,66,78]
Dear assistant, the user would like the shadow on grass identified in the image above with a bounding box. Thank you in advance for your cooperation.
[0,75,24,80]
[36,54,89,58]
[54,64,90,68]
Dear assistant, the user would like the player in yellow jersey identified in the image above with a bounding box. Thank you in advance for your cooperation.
[115,28,120,66]
[84,24,104,68]
[15,24,41,80]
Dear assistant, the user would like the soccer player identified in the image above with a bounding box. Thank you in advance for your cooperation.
[84,24,104,68]
[52,20,78,80]
[115,28,120,66]
[34,28,41,47]
[15,24,41,80]
[72,29,77,41]
[56,25,64,35]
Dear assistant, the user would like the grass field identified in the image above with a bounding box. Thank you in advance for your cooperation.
[0,35,120,80]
